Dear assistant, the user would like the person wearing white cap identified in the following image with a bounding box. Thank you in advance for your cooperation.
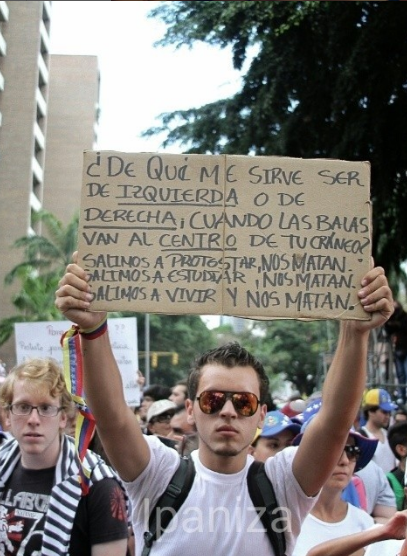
[146,399,177,438]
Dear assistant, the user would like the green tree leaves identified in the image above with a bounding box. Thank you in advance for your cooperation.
[0,210,77,346]
[0,210,216,386]
[145,1,407,292]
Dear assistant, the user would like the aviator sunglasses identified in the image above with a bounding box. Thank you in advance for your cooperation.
[196,390,259,417]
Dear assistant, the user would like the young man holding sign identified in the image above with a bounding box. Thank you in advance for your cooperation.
[55,252,393,556]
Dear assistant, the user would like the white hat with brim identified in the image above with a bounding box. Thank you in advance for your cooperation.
[146,399,177,423]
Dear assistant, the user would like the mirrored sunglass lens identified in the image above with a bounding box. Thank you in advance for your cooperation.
[232,393,257,416]
[200,392,225,414]
[198,391,258,416]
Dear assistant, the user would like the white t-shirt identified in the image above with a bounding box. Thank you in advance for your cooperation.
[361,426,398,473]
[355,460,396,514]
[292,503,375,556]
[365,538,403,556]
[124,438,317,556]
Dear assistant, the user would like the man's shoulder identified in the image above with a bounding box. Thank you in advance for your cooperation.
[0,434,16,447]
[387,467,404,485]
[86,475,123,496]
[264,446,298,479]
[156,435,178,449]
[0,436,18,458]
[142,433,179,458]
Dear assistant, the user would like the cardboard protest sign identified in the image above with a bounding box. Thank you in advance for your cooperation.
[78,151,371,320]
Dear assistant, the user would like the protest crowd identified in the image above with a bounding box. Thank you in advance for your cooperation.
[1,256,407,555]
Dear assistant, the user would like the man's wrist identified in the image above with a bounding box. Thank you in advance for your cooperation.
[79,315,108,340]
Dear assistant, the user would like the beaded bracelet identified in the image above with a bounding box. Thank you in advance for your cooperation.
[78,315,108,340]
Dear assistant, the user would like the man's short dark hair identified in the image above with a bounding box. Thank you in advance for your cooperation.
[187,342,270,404]
[388,421,407,458]
[143,384,172,401]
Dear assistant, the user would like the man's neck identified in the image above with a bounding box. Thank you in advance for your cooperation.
[20,437,62,470]
[365,421,385,439]
[198,445,248,474]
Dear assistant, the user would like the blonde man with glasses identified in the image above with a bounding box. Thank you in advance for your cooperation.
[0,358,129,556]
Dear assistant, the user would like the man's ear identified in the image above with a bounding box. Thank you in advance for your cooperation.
[185,399,195,425]
[257,403,267,428]
[59,410,68,433]
[396,443,407,459]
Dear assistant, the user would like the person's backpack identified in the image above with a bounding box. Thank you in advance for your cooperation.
[142,456,287,556]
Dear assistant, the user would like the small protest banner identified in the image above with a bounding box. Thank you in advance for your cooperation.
[14,319,140,406]
[78,151,371,320]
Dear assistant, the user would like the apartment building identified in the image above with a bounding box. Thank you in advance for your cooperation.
[0,1,99,367]
[43,54,99,223]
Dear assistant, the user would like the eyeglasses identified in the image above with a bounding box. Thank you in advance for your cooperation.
[9,403,64,418]
[196,390,259,417]
[343,445,361,462]
[152,412,173,424]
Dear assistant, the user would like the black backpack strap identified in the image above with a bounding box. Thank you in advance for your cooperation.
[392,467,405,487]
[357,427,369,438]
[142,456,196,556]
[247,460,286,556]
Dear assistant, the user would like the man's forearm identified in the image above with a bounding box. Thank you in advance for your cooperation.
[82,331,127,428]
[80,327,151,481]
[321,321,369,430]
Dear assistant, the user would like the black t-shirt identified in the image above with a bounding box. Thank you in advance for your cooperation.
[70,472,129,555]
[0,462,128,555]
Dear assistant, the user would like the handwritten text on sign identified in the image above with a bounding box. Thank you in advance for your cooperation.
[78,152,371,320]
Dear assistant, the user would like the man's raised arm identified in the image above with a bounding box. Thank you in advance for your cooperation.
[293,265,394,496]
[55,251,150,481]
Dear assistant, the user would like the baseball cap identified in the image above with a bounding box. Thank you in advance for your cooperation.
[291,397,323,425]
[292,403,378,472]
[363,388,397,411]
[259,410,301,438]
[146,399,176,423]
